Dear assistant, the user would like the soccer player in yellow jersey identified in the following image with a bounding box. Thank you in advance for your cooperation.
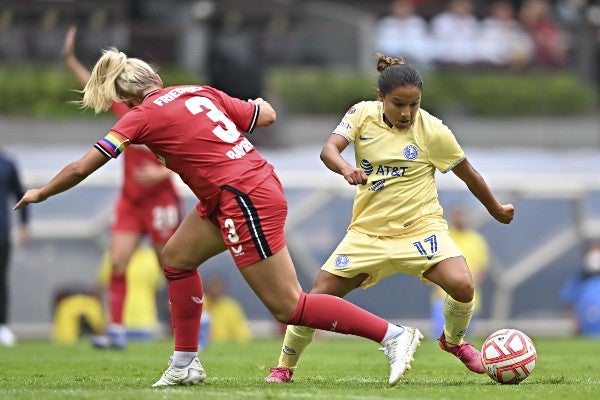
[265,54,514,383]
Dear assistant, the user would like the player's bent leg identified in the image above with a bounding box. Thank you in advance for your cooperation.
[264,270,372,382]
[243,248,424,385]
[424,257,484,373]
[153,208,227,387]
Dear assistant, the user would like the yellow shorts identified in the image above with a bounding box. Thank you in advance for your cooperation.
[322,217,463,288]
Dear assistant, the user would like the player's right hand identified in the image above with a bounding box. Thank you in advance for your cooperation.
[13,189,47,210]
[342,167,368,186]
[63,26,77,60]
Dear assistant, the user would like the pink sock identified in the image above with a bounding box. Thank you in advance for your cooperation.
[108,272,126,324]
[163,266,203,352]
[288,292,388,342]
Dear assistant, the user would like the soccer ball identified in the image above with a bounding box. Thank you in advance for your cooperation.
[481,328,537,384]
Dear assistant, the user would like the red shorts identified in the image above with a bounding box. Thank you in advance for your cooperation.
[196,173,288,268]
[112,194,183,245]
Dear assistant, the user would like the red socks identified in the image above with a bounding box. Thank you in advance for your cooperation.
[288,292,388,342]
[161,268,388,350]
[108,272,126,325]
[163,266,203,352]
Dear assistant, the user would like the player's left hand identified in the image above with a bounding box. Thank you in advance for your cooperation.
[491,203,514,224]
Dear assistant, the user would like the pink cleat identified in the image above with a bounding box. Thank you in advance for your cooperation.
[438,333,486,374]
[264,367,293,383]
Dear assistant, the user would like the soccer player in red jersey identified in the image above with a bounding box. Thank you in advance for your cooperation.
[63,27,183,349]
[15,48,423,387]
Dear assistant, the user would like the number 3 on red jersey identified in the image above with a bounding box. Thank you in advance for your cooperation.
[185,97,240,143]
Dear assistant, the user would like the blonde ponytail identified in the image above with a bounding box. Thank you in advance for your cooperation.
[81,47,159,114]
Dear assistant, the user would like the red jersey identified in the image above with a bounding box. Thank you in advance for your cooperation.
[109,102,179,204]
[97,85,272,214]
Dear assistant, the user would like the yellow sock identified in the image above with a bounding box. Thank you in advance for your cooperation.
[442,296,474,345]
[277,325,316,371]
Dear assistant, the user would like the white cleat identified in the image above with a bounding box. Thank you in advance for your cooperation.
[0,325,16,347]
[380,326,423,386]
[152,356,207,387]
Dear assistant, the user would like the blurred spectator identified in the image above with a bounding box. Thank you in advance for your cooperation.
[0,149,29,346]
[408,0,445,19]
[431,203,489,337]
[203,274,252,345]
[51,286,105,344]
[560,240,600,337]
[477,1,535,69]
[519,0,569,67]
[375,0,437,68]
[96,245,165,342]
[430,0,482,67]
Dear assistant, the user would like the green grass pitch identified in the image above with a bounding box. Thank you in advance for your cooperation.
[0,335,598,399]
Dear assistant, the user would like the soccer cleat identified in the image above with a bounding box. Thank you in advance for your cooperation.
[152,356,207,387]
[380,326,423,386]
[91,335,111,349]
[107,326,127,349]
[264,367,293,383]
[0,326,16,346]
[438,332,486,374]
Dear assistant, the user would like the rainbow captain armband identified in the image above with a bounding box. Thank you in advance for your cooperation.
[95,131,130,158]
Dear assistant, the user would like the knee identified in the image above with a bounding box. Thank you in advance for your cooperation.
[161,241,192,269]
[161,243,176,267]
[449,280,475,303]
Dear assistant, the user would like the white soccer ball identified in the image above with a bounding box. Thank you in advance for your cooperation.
[481,328,537,384]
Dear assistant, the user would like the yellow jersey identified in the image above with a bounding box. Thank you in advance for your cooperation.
[333,101,465,236]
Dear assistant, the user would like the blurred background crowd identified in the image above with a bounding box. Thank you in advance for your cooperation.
[0,0,599,345]
[2,0,599,75]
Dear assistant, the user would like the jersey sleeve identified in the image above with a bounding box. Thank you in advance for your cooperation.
[209,87,259,133]
[100,107,150,159]
[95,131,130,159]
[427,119,465,173]
[332,103,363,143]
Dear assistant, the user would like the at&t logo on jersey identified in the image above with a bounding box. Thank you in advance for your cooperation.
[404,144,418,160]
[334,254,349,269]
[361,158,408,178]
[360,159,373,175]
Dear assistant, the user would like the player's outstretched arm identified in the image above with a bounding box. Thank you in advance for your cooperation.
[13,148,109,210]
[63,25,92,89]
[451,158,514,224]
